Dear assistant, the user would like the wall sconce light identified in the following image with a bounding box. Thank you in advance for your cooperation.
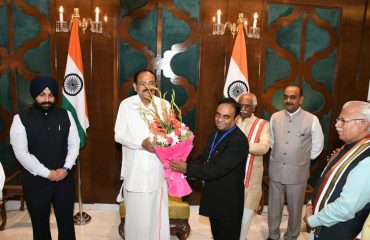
[212,11,260,39]
[56,7,107,34]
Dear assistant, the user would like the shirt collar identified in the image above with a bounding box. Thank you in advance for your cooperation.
[285,107,301,118]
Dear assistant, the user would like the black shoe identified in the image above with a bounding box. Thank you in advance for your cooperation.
[266,238,275,240]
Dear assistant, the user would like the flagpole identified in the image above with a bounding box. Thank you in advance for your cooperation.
[73,157,91,225]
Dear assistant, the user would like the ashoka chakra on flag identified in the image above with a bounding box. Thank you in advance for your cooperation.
[227,80,249,99]
[64,73,83,96]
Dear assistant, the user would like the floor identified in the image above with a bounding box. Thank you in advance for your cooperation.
[0,201,310,240]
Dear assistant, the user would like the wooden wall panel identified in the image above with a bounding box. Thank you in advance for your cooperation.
[198,0,370,196]
[1,0,369,204]
[53,0,120,203]
[0,0,53,180]
[196,0,264,161]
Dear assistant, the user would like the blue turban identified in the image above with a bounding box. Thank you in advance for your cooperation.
[30,76,59,99]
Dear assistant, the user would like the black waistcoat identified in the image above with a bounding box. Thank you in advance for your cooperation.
[19,105,70,186]
[311,141,370,240]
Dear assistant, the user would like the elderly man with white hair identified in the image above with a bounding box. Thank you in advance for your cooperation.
[304,101,370,240]
[236,92,270,240]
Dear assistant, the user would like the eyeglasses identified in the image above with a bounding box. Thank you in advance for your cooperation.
[335,118,364,124]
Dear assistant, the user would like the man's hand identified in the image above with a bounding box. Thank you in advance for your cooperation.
[47,169,67,181]
[304,204,313,227]
[47,170,58,181]
[54,168,68,181]
[169,160,187,173]
[142,137,155,153]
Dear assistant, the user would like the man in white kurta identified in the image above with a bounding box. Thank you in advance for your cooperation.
[114,69,170,240]
[237,93,271,240]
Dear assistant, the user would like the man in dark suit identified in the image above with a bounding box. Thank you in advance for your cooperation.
[170,97,249,240]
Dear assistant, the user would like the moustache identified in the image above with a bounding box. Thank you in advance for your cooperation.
[143,88,156,93]
[41,101,53,105]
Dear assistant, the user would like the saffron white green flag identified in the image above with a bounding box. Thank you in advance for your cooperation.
[62,17,89,148]
[224,23,249,100]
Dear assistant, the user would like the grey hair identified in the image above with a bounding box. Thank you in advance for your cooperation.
[237,92,258,108]
[343,101,370,122]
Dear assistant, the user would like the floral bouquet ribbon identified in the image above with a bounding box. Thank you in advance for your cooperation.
[154,138,193,197]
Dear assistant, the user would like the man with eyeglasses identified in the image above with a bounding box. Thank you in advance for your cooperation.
[304,101,370,240]
[267,86,324,240]
[114,69,170,240]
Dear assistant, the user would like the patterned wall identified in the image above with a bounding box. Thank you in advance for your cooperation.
[262,3,340,182]
[119,0,200,132]
[0,0,51,174]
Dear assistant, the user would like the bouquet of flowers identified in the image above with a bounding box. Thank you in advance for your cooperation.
[139,88,193,197]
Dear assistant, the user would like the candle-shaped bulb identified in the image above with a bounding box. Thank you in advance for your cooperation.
[95,7,100,22]
[59,6,64,22]
[253,12,258,28]
[212,16,216,23]
[244,20,248,26]
[217,9,221,24]
[104,15,108,22]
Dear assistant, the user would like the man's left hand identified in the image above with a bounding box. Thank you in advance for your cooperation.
[169,160,187,173]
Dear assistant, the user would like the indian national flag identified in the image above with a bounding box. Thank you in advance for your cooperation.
[62,17,89,148]
[223,23,249,99]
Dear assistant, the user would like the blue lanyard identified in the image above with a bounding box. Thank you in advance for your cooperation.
[208,125,237,159]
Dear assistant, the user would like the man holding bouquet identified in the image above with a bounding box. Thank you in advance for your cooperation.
[114,69,170,240]
[170,98,249,240]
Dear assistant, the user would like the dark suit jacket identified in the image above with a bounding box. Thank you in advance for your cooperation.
[187,126,249,221]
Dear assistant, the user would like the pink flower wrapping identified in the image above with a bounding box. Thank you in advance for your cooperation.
[154,138,193,197]
[137,88,194,197]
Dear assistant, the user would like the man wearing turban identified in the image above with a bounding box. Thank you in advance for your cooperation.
[10,76,80,240]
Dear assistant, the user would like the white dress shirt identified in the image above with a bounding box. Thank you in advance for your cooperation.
[9,111,80,179]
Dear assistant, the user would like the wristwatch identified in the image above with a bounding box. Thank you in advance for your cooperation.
[63,166,70,173]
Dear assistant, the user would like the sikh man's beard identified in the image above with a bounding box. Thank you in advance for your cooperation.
[35,101,55,112]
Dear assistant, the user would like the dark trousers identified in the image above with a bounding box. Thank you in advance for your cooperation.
[23,175,75,240]
[210,217,242,240]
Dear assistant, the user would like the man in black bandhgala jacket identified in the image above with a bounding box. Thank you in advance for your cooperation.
[10,76,80,240]
[171,97,249,240]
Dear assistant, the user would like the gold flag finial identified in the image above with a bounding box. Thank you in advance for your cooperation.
[72,8,80,19]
